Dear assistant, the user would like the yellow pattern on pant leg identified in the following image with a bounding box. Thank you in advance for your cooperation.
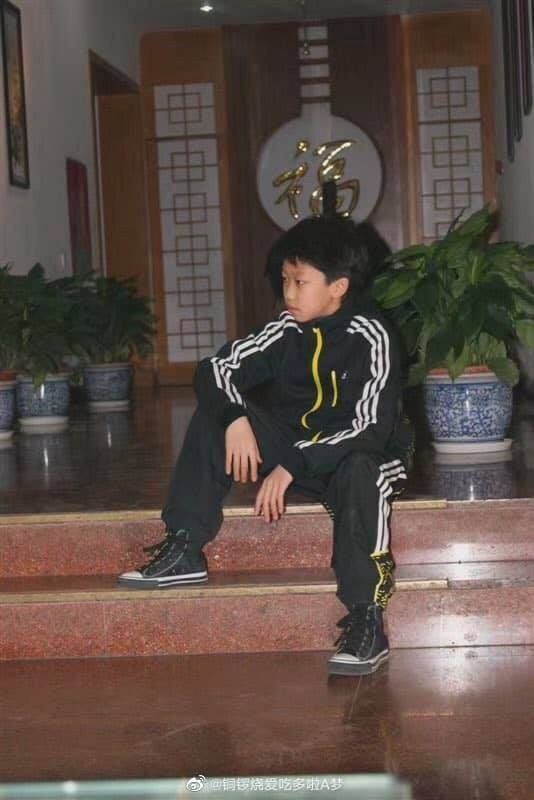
[371,549,396,609]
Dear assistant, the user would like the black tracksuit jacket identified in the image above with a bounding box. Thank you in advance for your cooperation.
[194,298,409,482]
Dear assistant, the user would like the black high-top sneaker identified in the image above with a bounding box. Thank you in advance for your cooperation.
[118,529,208,588]
[327,603,389,676]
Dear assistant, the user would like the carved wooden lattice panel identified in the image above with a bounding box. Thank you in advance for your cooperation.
[416,66,484,243]
[154,83,227,364]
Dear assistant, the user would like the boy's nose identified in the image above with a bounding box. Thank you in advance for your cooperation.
[284,286,295,302]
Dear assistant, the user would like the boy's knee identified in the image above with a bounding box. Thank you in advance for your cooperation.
[335,451,377,484]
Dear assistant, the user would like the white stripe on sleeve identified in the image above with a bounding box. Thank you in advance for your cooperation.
[210,313,300,406]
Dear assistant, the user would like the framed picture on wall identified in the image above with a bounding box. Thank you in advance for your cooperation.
[1,0,29,188]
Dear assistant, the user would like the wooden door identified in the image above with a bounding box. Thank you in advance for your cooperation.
[97,94,151,298]
[97,93,153,383]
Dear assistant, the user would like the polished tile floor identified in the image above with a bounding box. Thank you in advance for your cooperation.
[1,646,532,799]
[0,387,533,514]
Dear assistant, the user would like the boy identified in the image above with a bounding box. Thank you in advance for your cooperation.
[119,212,411,676]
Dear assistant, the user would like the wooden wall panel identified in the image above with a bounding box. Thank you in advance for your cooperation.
[223,24,300,336]
[402,10,497,243]
[329,16,409,253]
[403,11,492,68]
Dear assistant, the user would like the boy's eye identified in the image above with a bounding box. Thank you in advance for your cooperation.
[281,276,305,286]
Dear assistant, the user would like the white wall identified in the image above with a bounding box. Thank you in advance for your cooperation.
[491,0,534,242]
[0,0,142,277]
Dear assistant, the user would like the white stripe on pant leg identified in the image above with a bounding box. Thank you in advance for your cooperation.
[377,466,407,493]
[374,472,397,553]
[372,459,406,582]
[377,461,407,495]
[380,458,404,472]
[374,481,387,554]
[368,459,406,555]
[377,467,406,488]
[380,491,392,552]
[378,459,406,479]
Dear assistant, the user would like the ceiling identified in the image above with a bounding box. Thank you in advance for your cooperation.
[126,0,489,32]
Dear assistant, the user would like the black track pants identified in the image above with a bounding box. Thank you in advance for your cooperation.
[162,405,406,610]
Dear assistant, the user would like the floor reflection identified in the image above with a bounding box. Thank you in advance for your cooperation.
[0,387,533,515]
[1,647,531,798]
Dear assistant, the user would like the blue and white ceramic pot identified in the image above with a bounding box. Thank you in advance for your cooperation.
[16,373,70,434]
[84,363,133,412]
[424,368,513,453]
[0,377,16,442]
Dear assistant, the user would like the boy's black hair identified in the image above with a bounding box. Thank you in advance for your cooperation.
[265,214,391,302]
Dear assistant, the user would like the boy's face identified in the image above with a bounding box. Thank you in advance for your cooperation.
[282,260,349,324]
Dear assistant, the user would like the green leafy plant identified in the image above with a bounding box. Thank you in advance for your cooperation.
[0,264,21,373]
[69,275,156,364]
[373,206,534,386]
[0,264,77,386]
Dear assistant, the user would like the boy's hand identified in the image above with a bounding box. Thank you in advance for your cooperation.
[225,417,263,483]
[255,465,293,522]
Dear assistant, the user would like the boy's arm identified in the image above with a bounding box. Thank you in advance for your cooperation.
[194,313,295,429]
[278,318,402,480]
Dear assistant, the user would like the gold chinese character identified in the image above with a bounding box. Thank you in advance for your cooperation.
[273,138,361,221]
[273,161,309,220]
[310,140,360,217]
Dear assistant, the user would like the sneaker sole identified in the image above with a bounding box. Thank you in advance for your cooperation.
[117,571,208,589]
[327,649,389,676]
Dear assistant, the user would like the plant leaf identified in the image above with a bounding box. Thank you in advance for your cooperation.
[453,205,494,239]
[385,244,429,264]
[446,343,472,380]
[487,357,520,386]
[413,276,438,316]
[516,319,534,348]
[400,317,422,356]
[427,328,455,369]
[374,271,420,309]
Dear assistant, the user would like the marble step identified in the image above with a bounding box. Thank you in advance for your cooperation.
[1,498,534,578]
[1,562,533,660]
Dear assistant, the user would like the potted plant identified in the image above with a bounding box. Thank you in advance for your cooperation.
[373,206,534,453]
[4,264,76,434]
[69,275,156,411]
[0,265,18,441]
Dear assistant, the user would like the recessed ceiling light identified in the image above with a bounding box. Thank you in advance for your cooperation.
[200,2,213,11]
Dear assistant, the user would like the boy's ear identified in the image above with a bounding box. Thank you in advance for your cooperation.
[332,276,350,298]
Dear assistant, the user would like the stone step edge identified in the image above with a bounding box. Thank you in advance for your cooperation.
[8,570,534,606]
[0,498,447,527]
[0,577,450,605]
[4,559,533,604]
[5,497,534,527]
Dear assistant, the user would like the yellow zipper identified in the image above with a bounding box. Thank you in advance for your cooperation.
[301,327,324,431]
[331,370,338,407]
